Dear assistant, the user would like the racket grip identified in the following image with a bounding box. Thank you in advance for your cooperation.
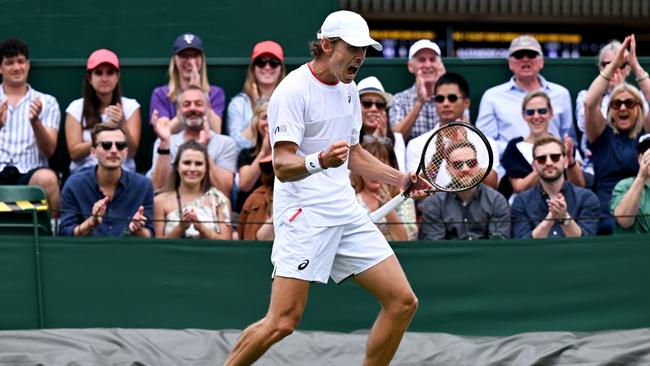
[369,193,410,223]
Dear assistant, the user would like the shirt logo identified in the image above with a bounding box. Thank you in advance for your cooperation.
[274,125,287,134]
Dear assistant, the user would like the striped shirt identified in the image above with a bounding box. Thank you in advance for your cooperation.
[0,84,60,173]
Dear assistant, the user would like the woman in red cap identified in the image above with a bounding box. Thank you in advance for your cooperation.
[227,40,285,151]
[65,48,142,174]
[149,33,225,134]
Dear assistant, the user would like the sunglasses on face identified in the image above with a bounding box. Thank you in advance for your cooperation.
[253,57,281,68]
[610,98,639,110]
[534,153,562,164]
[600,61,629,69]
[97,141,127,151]
[361,99,387,110]
[524,108,549,116]
[511,50,539,60]
[434,94,461,103]
[450,158,478,170]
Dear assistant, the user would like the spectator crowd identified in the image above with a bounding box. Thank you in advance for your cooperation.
[1,32,649,240]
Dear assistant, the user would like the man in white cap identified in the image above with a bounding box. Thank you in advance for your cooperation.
[389,39,446,141]
[225,10,431,366]
[476,35,575,157]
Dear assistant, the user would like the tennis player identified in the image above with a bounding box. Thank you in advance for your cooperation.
[224,11,431,366]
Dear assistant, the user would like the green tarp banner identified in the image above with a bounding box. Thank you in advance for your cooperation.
[1,234,649,335]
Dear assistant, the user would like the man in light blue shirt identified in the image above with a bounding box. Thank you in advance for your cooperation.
[476,35,575,157]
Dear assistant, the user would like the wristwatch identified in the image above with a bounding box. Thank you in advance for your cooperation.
[557,215,572,226]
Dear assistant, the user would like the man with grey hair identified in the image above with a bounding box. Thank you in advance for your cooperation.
[476,35,575,157]
[389,39,446,141]
[149,85,237,195]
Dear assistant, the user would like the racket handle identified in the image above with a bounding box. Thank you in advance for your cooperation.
[369,193,410,223]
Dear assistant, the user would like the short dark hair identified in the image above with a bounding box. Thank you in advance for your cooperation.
[309,37,340,58]
[532,134,566,157]
[446,139,477,158]
[434,72,470,98]
[0,38,29,62]
[91,121,126,146]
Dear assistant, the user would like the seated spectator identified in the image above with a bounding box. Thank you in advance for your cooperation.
[575,40,648,177]
[476,35,575,157]
[153,140,232,239]
[583,34,650,234]
[227,40,284,150]
[351,140,416,241]
[420,140,511,240]
[238,155,275,240]
[0,38,61,218]
[357,76,406,172]
[235,101,271,213]
[511,135,600,238]
[611,134,650,233]
[390,39,446,141]
[406,72,500,189]
[502,91,585,199]
[150,85,237,196]
[59,122,153,237]
[65,49,141,174]
[150,33,225,134]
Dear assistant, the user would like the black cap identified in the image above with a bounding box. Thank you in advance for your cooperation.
[173,33,204,54]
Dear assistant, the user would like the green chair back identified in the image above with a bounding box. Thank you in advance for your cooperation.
[0,185,52,236]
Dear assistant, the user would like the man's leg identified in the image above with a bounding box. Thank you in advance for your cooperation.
[224,276,310,366]
[353,255,418,366]
[28,168,60,219]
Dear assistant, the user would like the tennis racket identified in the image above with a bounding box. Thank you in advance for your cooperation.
[369,121,493,223]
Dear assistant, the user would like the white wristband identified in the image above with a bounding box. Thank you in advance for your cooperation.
[305,152,324,174]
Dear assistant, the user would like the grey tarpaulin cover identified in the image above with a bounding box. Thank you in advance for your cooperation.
[1,328,649,365]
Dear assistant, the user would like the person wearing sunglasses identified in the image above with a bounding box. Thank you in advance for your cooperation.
[227,40,285,151]
[476,35,575,158]
[59,122,154,237]
[611,134,650,234]
[511,135,599,239]
[389,39,448,141]
[406,72,500,189]
[502,91,585,201]
[575,40,647,179]
[149,33,225,134]
[65,49,141,175]
[357,75,406,172]
[149,86,237,196]
[583,34,650,235]
[420,139,510,241]
[153,139,232,240]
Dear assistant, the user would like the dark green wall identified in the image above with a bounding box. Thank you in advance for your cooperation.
[1,0,337,59]
[2,234,650,335]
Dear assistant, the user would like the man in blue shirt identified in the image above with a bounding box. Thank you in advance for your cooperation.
[512,135,599,238]
[476,35,576,157]
[59,122,153,237]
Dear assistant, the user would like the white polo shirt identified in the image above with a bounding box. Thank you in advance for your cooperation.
[269,63,367,227]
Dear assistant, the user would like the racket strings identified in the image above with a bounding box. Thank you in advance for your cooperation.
[421,124,493,192]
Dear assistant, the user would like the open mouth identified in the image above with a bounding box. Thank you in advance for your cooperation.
[347,65,359,76]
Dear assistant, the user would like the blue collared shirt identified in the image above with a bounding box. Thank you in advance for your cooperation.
[59,167,154,237]
[476,75,576,157]
[511,181,600,238]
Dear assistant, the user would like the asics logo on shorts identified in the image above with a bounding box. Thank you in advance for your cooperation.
[298,259,309,270]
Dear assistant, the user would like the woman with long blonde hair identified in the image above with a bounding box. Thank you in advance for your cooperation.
[149,33,225,134]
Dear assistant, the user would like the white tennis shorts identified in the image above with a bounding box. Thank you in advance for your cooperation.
[271,208,394,284]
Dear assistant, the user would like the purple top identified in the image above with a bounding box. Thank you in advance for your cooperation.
[148,84,225,122]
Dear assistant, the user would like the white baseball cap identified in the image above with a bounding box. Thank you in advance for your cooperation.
[408,39,441,59]
[317,10,382,51]
[357,76,393,107]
